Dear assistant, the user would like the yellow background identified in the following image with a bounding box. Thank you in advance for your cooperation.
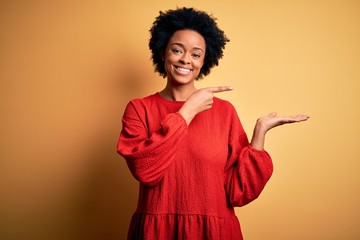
[1,0,359,239]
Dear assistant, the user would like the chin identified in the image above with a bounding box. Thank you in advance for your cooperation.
[173,76,196,85]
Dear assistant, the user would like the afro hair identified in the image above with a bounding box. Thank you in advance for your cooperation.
[149,7,229,79]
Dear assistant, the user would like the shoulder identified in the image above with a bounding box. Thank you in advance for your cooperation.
[124,93,160,110]
[213,97,247,136]
[122,93,159,116]
[128,93,158,105]
[212,97,242,123]
[213,97,237,112]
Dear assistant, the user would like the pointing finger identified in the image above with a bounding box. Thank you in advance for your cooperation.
[207,86,234,93]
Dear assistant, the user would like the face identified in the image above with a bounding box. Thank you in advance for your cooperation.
[163,29,206,86]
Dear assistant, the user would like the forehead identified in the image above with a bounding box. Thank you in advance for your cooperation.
[168,29,206,48]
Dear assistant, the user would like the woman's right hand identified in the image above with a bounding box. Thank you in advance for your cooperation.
[178,86,233,125]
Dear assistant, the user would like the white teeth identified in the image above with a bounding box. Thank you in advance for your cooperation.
[177,67,190,73]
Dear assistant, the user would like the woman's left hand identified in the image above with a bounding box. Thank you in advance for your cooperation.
[256,112,310,132]
[250,112,310,150]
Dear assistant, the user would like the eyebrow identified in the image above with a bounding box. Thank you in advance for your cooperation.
[171,43,204,52]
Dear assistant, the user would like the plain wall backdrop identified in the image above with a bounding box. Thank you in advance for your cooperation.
[1,0,359,239]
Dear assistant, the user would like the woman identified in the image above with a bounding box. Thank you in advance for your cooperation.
[117,7,309,239]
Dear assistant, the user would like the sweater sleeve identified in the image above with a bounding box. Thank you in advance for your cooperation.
[117,101,188,186]
[224,111,273,207]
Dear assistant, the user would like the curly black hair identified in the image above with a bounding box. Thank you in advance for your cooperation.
[149,7,230,79]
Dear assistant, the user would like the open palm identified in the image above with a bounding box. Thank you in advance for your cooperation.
[257,112,310,132]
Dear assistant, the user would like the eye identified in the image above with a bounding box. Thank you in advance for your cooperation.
[192,53,201,58]
[171,48,182,54]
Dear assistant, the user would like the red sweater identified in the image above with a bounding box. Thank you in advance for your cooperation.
[117,93,273,240]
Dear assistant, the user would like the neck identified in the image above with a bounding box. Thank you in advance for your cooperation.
[160,82,197,101]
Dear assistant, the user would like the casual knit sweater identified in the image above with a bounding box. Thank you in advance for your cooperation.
[117,92,273,240]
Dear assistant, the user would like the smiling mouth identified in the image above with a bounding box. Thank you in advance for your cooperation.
[175,66,192,73]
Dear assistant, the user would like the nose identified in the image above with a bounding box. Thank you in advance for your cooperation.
[179,53,190,64]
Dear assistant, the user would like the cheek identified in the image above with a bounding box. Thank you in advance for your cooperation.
[164,50,179,62]
[163,54,172,66]
[195,59,204,70]
[164,55,176,72]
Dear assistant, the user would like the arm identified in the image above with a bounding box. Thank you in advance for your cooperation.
[117,102,188,186]
[225,112,310,206]
[224,111,274,207]
[226,145,273,207]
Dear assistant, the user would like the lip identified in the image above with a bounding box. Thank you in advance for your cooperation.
[174,65,192,75]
